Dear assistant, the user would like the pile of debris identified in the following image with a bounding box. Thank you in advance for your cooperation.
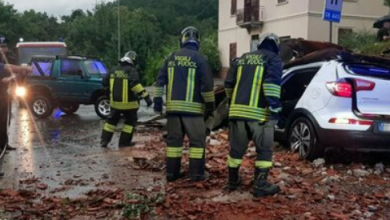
[2,129,390,219]
[107,129,390,220]
[0,188,124,219]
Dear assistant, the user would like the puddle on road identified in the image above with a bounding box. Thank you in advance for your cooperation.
[1,105,165,199]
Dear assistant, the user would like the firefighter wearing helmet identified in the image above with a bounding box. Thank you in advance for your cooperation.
[100,51,153,148]
[153,27,215,182]
[224,33,283,197]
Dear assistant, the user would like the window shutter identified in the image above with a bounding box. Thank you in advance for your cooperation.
[229,43,237,62]
[231,0,237,15]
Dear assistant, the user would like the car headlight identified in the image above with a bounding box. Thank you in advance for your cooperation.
[15,87,27,97]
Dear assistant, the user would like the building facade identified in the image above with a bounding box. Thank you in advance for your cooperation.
[218,0,388,70]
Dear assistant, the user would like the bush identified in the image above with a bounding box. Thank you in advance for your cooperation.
[201,33,221,76]
[339,30,377,53]
[142,33,221,86]
[143,37,177,86]
[339,30,390,56]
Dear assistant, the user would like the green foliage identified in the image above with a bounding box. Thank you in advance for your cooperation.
[201,33,221,76]
[144,37,177,86]
[339,30,390,56]
[339,30,377,53]
[122,192,165,220]
[0,0,219,85]
[385,0,390,13]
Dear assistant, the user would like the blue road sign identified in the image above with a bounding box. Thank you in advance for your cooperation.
[323,0,344,23]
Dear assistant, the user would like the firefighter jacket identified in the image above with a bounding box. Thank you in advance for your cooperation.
[103,63,149,110]
[225,49,283,122]
[154,45,215,115]
[0,62,9,97]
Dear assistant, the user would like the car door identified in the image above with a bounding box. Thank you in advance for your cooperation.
[278,65,322,127]
[57,59,90,101]
[82,59,108,97]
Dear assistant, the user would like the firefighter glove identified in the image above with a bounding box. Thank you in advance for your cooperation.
[153,97,163,113]
[145,95,153,108]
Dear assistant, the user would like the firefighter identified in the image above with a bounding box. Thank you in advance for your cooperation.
[225,33,283,198]
[0,62,32,155]
[154,26,215,182]
[0,37,16,65]
[100,51,152,148]
[0,36,25,153]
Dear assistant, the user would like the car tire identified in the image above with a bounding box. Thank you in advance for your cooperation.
[59,103,80,115]
[30,95,54,119]
[288,117,324,161]
[95,96,110,119]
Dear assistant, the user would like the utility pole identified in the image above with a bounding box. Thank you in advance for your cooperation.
[329,21,333,43]
[118,0,121,60]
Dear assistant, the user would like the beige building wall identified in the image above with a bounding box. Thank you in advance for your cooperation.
[308,0,388,42]
[218,0,388,69]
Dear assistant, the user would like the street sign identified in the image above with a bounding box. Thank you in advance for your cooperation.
[323,0,344,23]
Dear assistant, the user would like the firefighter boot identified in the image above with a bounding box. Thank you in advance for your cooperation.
[101,131,114,148]
[253,168,280,198]
[189,158,206,182]
[166,158,183,182]
[119,125,135,148]
[224,167,241,191]
[101,122,116,148]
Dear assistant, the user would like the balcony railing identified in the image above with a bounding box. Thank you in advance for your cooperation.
[236,6,265,29]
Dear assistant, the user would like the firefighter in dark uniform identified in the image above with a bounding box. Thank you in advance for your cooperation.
[100,51,152,148]
[154,27,215,182]
[0,36,22,154]
[0,37,16,65]
[0,62,32,157]
[225,33,282,198]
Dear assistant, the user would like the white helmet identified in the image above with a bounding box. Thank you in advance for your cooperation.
[120,51,137,65]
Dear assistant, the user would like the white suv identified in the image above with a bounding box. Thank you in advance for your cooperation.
[275,59,390,160]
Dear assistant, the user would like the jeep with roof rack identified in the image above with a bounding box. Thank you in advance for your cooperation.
[23,55,111,119]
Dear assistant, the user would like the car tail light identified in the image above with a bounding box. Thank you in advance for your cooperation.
[354,79,376,92]
[326,79,376,98]
[326,82,352,98]
[329,118,373,126]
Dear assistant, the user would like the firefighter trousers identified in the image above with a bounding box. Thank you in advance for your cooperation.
[166,115,207,178]
[228,120,274,169]
[0,95,10,157]
[101,109,138,147]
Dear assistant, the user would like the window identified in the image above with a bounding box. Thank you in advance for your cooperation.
[250,35,259,52]
[277,0,288,4]
[338,28,353,43]
[281,68,320,102]
[229,43,237,63]
[84,60,108,75]
[61,59,83,77]
[280,36,291,42]
[231,0,237,16]
[346,64,390,80]
[31,61,53,77]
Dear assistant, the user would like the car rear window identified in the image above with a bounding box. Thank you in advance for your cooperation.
[346,64,390,80]
[84,60,108,75]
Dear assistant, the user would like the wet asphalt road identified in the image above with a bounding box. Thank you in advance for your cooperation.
[0,102,164,198]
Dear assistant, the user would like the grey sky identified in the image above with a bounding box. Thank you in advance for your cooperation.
[4,0,114,17]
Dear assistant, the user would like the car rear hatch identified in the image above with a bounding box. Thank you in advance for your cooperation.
[339,63,390,132]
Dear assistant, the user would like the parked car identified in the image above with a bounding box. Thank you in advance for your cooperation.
[276,59,390,160]
[22,55,110,119]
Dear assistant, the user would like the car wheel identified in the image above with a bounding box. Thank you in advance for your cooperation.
[288,117,324,161]
[30,95,54,119]
[95,96,110,119]
[59,103,80,115]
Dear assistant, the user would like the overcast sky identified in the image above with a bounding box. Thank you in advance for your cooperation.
[4,0,115,17]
